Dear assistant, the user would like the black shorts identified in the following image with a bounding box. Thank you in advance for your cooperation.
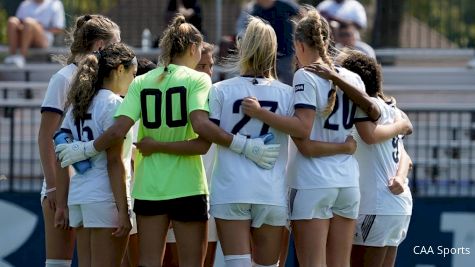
[133,194,208,222]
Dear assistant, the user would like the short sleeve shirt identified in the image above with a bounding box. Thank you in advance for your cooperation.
[16,0,65,30]
[116,64,212,200]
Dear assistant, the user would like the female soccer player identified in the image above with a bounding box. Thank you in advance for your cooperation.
[161,41,218,267]
[37,14,120,267]
[55,15,279,266]
[241,10,377,267]
[54,42,136,266]
[338,51,413,267]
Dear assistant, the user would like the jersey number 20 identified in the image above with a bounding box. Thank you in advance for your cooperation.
[323,92,356,131]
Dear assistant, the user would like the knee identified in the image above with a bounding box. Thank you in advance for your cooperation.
[23,17,39,27]
[7,16,20,26]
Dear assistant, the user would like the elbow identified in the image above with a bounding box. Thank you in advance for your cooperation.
[191,117,208,137]
[298,146,312,157]
[368,103,381,122]
[197,142,212,155]
[292,127,311,140]
[361,135,377,145]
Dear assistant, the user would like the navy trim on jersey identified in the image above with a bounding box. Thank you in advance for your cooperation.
[370,113,381,122]
[354,117,372,122]
[294,104,316,110]
[60,128,72,134]
[209,118,220,126]
[41,107,63,115]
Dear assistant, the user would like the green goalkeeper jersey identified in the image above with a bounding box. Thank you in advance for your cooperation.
[116,64,211,200]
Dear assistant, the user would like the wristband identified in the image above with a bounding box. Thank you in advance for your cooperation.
[229,133,247,154]
[45,187,56,194]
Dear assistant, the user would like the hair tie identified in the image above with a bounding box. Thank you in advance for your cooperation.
[93,50,102,61]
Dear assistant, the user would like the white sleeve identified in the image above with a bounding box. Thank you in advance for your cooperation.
[15,2,28,19]
[41,73,70,115]
[99,97,123,131]
[51,1,65,29]
[293,70,317,110]
[208,85,222,124]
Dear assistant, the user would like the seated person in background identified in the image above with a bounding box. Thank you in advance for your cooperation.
[4,0,65,68]
[335,22,376,59]
[317,0,367,38]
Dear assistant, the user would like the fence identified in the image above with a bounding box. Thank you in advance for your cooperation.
[1,102,475,197]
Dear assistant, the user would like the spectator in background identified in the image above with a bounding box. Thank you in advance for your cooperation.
[4,0,65,68]
[236,0,301,86]
[335,23,375,59]
[317,0,367,34]
[166,0,203,32]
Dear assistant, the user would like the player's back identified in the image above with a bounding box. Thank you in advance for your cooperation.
[288,67,365,189]
[209,76,293,206]
[61,90,132,205]
[354,98,412,215]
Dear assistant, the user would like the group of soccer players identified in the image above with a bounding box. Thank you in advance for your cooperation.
[38,7,413,267]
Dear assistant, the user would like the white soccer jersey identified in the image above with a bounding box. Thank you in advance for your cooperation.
[41,63,77,115]
[354,98,412,215]
[209,77,293,207]
[61,90,133,206]
[287,67,365,189]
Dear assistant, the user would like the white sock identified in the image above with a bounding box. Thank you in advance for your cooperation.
[224,254,252,267]
[45,259,72,267]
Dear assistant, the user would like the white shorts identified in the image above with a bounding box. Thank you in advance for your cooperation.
[130,198,137,235]
[290,187,360,220]
[69,201,132,229]
[210,203,288,228]
[166,216,218,243]
[353,215,411,247]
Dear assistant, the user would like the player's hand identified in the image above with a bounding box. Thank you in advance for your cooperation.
[135,137,159,157]
[230,133,280,169]
[46,190,56,211]
[54,206,70,230]
[344,135,357,155]
[304,63,337,81]
[112,210,132,237]
[394,109,413,136]
[388,176,405,195]
[55,140,98,168]
[242,97,262,118]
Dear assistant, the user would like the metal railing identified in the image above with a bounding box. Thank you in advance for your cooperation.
[0,101,43,193]
[1,102,475,197]
[404,106,475,197]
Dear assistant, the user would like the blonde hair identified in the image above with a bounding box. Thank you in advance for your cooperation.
[158,14,203,81]
[295,9,336,116]
[234,17,278,79]
[66,43,135,121]
[201,42,214,55]
[54,15,120,65]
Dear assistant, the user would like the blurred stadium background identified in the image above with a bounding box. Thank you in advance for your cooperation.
[1,0,475,266]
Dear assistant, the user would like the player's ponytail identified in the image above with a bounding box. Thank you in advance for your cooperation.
[53,14,120,65]
[67,43,136,121]
[295,8,336,116]
[158,14,203,81]
[67,54,100,121]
